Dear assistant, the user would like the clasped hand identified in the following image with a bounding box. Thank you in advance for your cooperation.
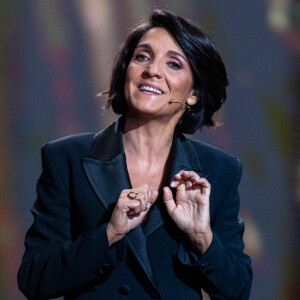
[107,171,213,253]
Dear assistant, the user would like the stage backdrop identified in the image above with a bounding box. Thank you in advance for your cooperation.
[1,1,299,299]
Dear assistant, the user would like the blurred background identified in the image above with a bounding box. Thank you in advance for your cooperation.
[1,0,299,299]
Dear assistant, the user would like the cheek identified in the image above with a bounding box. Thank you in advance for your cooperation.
[124,82,131,105]
[124,65,138,89]
[124,69,133,100]
[171,77,192,95]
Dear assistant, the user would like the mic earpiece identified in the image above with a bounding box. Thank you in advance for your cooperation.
[170,99,191,110]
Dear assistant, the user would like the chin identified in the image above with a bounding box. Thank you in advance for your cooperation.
[128,101,160,116]
[129,108,158,119]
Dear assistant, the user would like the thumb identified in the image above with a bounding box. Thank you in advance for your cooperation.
[163,186,176,215]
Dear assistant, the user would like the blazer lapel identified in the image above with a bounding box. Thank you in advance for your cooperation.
[82,119,130,210]
[82,118,158,290]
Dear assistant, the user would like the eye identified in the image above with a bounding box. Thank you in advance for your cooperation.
[167,61,182,70]
[134,54,150,62]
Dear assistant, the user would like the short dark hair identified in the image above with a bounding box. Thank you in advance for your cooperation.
[104,9,229,134]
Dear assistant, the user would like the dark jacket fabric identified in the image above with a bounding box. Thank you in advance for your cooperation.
[18,118,252,299]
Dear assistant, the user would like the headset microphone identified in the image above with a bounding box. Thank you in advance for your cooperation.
[170,98,191,110]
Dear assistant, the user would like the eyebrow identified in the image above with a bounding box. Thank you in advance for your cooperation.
[135,44,188,62]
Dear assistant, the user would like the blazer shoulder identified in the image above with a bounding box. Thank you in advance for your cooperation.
[43,133,95,159]
[188,139,241,171]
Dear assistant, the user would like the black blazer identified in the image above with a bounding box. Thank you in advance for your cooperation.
[18,118,252,299]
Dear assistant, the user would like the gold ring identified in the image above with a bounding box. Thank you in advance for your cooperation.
[127,191,138,199]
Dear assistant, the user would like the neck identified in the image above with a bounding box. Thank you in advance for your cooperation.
[123,116,177,160]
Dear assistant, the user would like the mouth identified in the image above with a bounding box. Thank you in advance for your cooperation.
[138,84,163,95]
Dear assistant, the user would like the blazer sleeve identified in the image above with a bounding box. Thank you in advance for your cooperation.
[17,143,126,300]
[174,159,252,300]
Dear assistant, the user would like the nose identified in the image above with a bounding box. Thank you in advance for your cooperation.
[143,60,163,78]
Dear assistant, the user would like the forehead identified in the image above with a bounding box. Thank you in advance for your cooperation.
[137,27,185,56]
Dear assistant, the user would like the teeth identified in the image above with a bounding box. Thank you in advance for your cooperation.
[139,85,162,95]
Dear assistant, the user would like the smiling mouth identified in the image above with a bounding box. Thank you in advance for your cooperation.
[139,85,163,95]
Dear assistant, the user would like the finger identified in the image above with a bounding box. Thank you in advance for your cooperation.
[136,189,158,212]
[181,170,199,178]
[121,189,143,201]
[123,185,149,211]
[163,186,176,216]
[185,180,193,189]
[136,184,151,204]
[201,184,211,197]
[170,170,185,186]
[118,199,142,214]
[176,182,186,191]
[170,178,187,188]
[170,180,180,188]
[173,173,183,180]
[135,193,147,211]
[124,197,148,214]
[121,191,146,212]
[141,184,151,202]
[192,178,211,196]
[120,189,133,198]
[150,190,159,204]
[193,178,211,188]
[170,170,200,187]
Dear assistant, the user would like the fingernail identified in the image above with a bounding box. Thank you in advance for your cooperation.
[170,181,176,187]
[146,202,151,209]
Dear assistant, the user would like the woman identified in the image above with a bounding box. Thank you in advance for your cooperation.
[18,10,252,299]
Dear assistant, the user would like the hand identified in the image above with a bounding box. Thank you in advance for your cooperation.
[107,184,158,246]
[163,170,213,254]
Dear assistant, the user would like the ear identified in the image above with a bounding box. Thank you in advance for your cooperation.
[186,90,197,106]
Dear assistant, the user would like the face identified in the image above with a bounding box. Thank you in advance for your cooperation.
[124,27,196,120]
